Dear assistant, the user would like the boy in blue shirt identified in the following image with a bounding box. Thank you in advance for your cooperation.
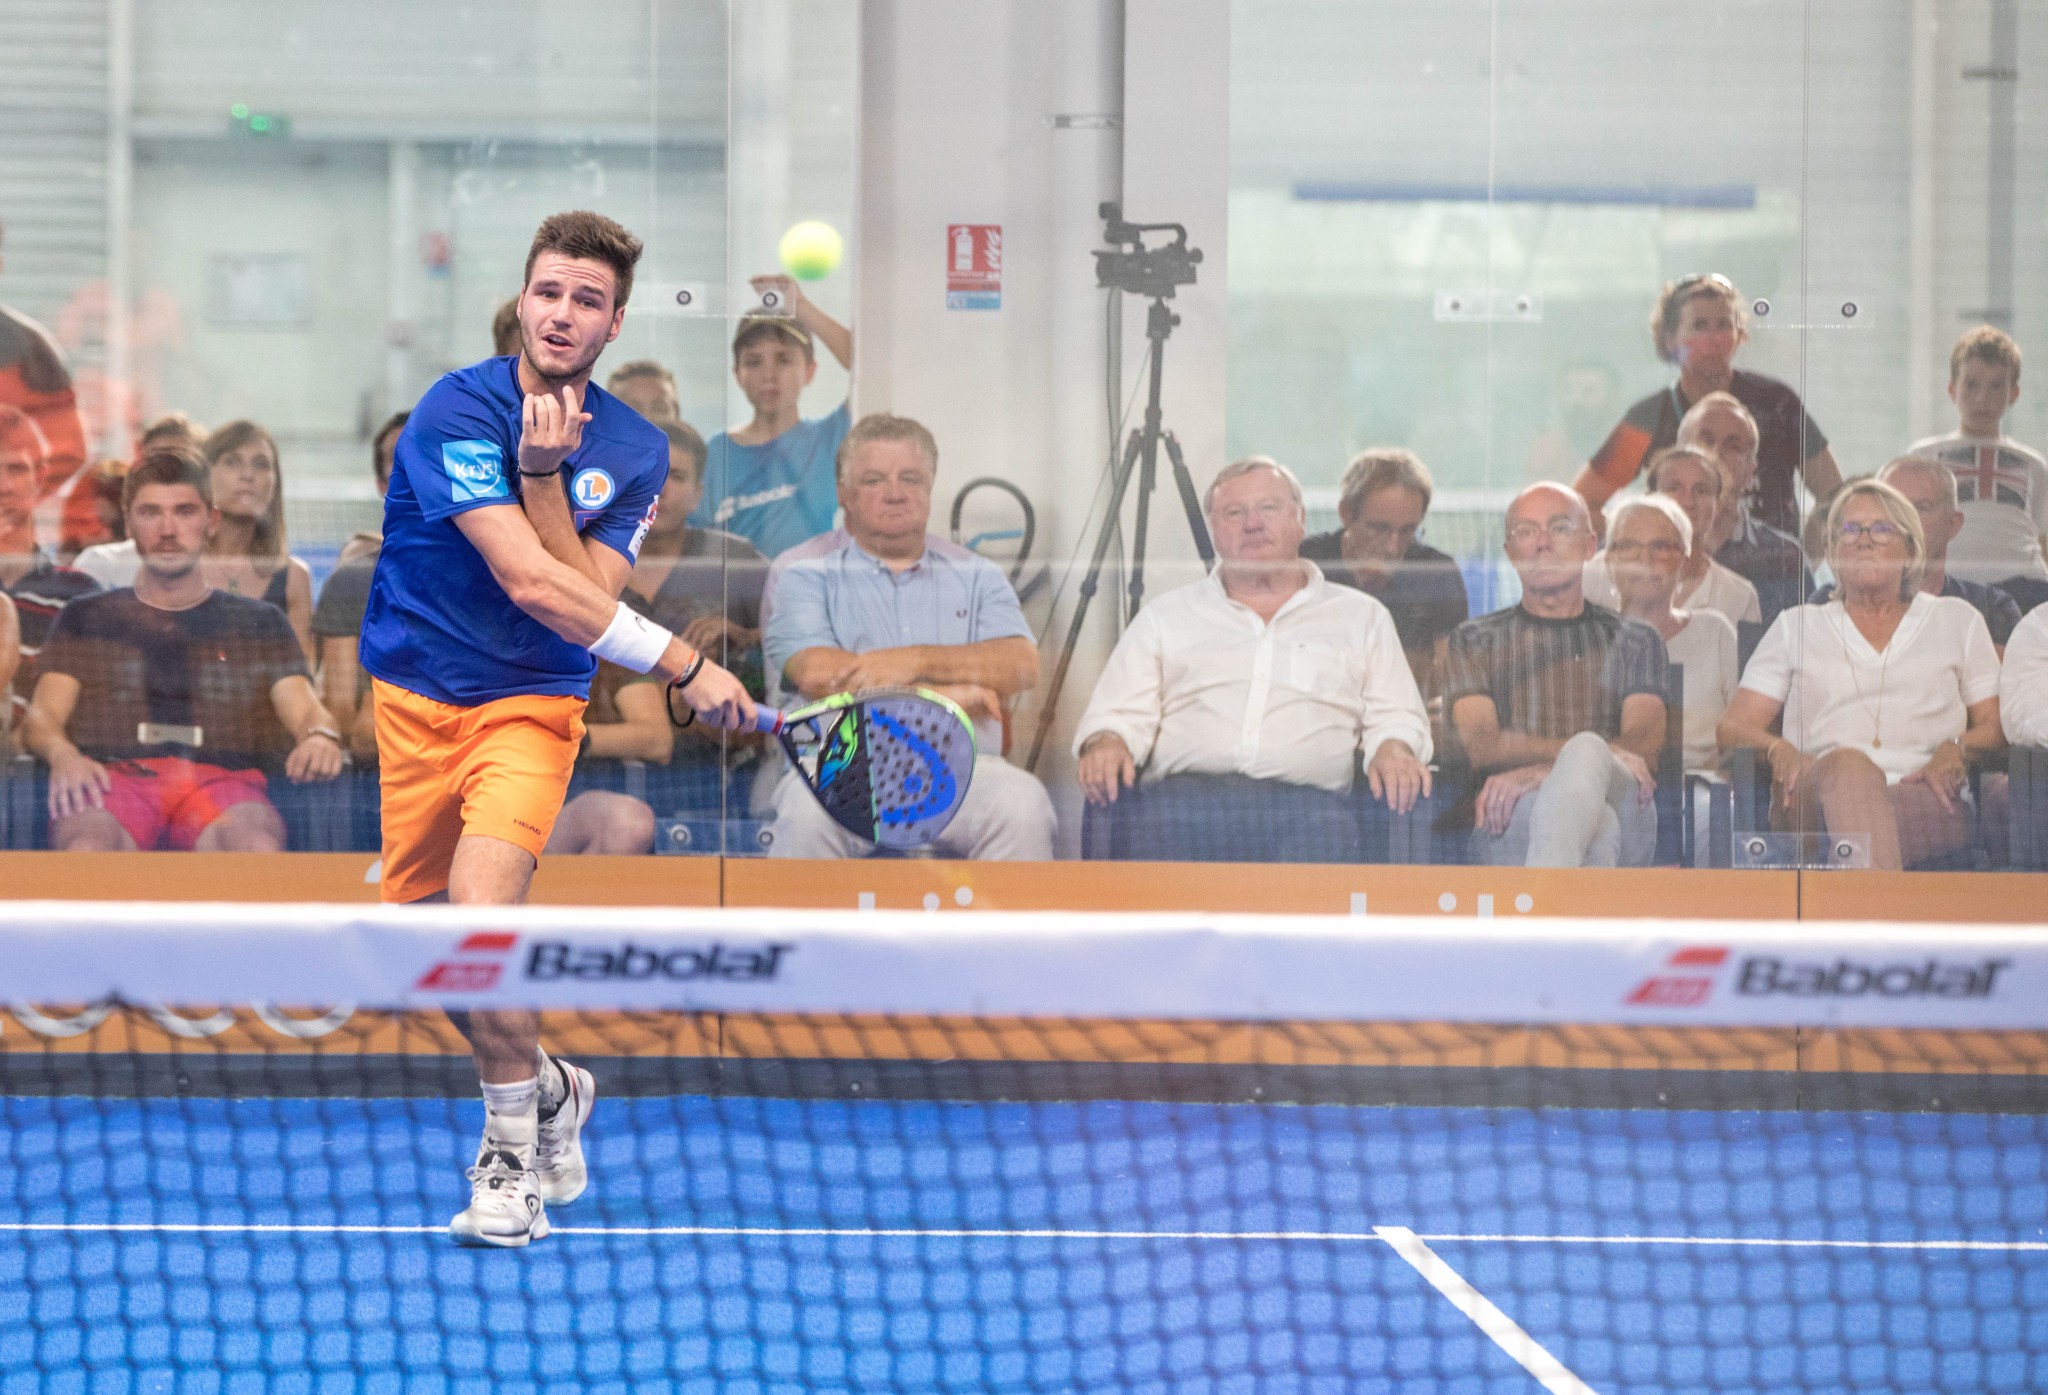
[692,274,854,559]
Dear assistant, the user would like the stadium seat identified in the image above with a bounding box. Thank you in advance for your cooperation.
[1081,772,1387,864]
[2004,746,2047,870]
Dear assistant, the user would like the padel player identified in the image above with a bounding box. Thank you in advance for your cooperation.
[361,211,752,1247]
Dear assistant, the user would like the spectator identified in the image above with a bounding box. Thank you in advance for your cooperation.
[20,450,344,851]
[490,297,521,358]
[1297,447,1468,700]
[764,413,1052,859]
[1446,483,1669,867]
[57,458,126,562]
[552,418,770,854]
[694,275,854,558]
[74,415,209,589]
[1575,274,1841,544]
[0,405,98,713]
[1719,479,2001,872]
[1526,359,1620,483]
[2000,604,2048,747]
[1907,325,2048,613]
[1602,494,1737,772]
[200,421,315,663]
[313,412,407,763]
[1074,456,1431,858]
[1676,391,1809,625]
[0,591,16,739]
[1586,445,1761,626]
[0,216,89,501]
[1810,458,2021,652]
[605,360,680,424]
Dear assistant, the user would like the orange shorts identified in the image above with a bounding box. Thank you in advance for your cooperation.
[371,678,586,904]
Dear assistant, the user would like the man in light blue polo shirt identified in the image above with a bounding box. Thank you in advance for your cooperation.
[764,412,1055,858]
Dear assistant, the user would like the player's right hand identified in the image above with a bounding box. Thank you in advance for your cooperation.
[673,658,754,731]
[518,385,591,477]
[47,750,110,818]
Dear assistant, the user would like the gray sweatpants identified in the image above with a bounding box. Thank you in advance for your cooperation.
[1469,730,1658,868]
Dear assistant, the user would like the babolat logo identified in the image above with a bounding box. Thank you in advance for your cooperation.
[415,931,518,991]
[525,941,793,982]
[1627,944,2011,1007]
[1736,956,2009,999]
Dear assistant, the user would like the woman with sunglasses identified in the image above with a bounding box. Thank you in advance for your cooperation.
[1718,479,2002,870]
[1574,273,1843,545]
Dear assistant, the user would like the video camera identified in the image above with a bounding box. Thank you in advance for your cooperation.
[1092,202,1201,300]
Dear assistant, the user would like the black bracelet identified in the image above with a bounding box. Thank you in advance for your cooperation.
[665,653,707,730]
[518,467,561,478]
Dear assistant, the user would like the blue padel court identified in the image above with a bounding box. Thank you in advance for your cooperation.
[4,1092,2046,1393]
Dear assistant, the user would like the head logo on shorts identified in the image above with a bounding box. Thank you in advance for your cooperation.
[571,468,617,511]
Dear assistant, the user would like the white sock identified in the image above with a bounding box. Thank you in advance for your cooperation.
[479,1077,538,1166]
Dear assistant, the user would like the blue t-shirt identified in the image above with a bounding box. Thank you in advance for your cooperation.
[692,400,851,560]
[361,356,667,705]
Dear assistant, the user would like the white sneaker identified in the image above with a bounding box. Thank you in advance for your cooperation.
[449,1143,549,1248]
[534,1059,596,1206]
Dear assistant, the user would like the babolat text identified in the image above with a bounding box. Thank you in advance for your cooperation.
[1736,957,2009,998]
[525,942,793,981]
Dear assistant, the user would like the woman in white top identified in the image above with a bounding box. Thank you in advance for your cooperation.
[1606,494,1738,772]
[1718,478,2003,870]
[1585,446,1762,626]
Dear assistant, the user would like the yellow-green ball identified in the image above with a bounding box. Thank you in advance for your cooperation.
[778,221,844,281]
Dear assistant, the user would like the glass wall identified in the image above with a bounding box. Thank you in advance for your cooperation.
[1,0,2039,876]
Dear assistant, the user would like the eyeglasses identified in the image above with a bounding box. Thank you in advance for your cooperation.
[1836,520,1903,544]
[1608,539,1686,560]
[1506,518,1585,546]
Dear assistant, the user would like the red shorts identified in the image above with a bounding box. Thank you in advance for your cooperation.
[101,757,273,851]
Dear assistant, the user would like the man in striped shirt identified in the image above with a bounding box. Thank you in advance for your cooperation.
[1446,484,1669,867]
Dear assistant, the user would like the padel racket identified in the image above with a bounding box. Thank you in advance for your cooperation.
[751,687,977,849]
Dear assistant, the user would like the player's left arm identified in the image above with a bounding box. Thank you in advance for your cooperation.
[517,385,612,589]
[269,674,347,783]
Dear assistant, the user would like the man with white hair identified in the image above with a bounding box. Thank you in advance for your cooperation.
[1074,455,1431,861]
[1446,483,1669,867]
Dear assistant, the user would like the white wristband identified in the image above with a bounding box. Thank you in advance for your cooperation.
[589,602,674,674]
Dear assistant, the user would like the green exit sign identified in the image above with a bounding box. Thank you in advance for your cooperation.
[228,104,291,138]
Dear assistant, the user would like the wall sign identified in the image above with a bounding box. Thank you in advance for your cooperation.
[945,224,1002,310]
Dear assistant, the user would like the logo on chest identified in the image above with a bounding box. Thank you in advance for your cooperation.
[570,468,616,511]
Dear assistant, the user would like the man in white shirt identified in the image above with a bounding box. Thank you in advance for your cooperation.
[2002,605,2048,747]
[1073,456,1431,861]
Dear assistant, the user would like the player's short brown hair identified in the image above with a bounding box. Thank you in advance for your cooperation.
[1951,324,2021,384]
[659,419,708,482]
[1651,273,1748,363]
[122,446,211,513]
[836,413,938,480]
[523,211,644,311]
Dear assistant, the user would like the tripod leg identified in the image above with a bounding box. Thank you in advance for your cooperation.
[1027,428,1147,770]
[1162,431,1215,566]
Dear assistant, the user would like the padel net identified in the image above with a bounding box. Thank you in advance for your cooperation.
[6,903,2048,1391]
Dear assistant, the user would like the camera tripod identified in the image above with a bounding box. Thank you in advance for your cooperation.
[1028,292,1214,769]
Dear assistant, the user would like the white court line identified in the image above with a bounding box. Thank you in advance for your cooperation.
[1377,1225,1600,1395]
[0,1222,2043,1250]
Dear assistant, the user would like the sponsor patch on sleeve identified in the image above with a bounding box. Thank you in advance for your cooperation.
[442,440,509,504]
